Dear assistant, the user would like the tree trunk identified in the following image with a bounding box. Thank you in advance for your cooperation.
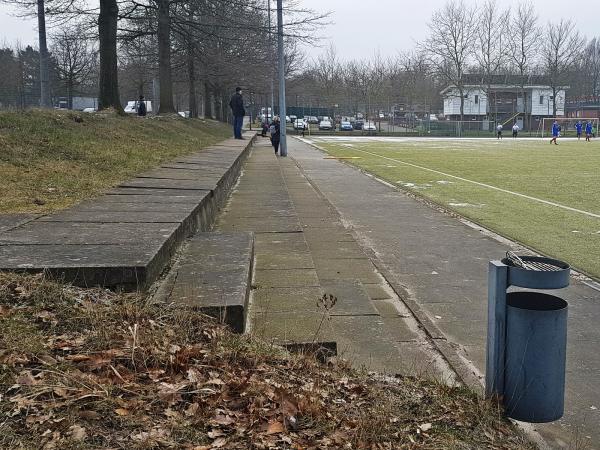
[552,86,558,117]
[157,0,175,114]
[67,78,73,109]
[204,82,212,119]
[37,0,51,108]
[98,0,122,111]
[214,90,222,121]
[187,47,197,118]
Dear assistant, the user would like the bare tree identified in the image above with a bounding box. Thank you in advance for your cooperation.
[475,0,509,122]
[423,0,477,121]
[50,25,96,108]
[508,1,540,128]
[542,19,585,116]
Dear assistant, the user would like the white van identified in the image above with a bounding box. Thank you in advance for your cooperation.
[124,100,152,114]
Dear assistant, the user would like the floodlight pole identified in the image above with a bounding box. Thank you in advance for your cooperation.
[268,0,274,121]
[276,0,287,156]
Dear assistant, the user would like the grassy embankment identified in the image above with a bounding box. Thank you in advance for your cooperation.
[0,109,231,214]
[0,273,535,449]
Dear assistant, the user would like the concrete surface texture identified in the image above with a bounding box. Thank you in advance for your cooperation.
[0,136,253,289]
[216,138,454,380]
[288,137,600,449]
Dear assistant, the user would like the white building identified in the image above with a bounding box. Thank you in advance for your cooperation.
[441,75,567,130]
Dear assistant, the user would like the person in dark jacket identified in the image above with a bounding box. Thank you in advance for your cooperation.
[270,116,281,154]
[137,95,147,117]
[228,87,245,139]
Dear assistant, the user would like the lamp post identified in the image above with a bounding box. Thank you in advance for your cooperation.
[276,0,287,156]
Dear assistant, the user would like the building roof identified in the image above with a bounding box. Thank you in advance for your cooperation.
[440,74,568,95]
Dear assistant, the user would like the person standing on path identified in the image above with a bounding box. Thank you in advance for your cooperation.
[137,95,147,117]
[229,87,245,139]
[496,123,503,139]
[270,116,281,155]
[512,123,519,138]
[550,120,560,145]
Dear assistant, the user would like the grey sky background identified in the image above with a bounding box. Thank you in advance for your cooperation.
[0,0,597,59]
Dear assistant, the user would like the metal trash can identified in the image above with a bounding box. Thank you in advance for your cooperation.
[486,252,570,423]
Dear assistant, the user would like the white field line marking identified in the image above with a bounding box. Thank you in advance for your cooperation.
[344,147,600,219]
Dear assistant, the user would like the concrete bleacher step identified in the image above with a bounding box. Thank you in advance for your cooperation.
[165,232,254,333]
[0,135,255,290]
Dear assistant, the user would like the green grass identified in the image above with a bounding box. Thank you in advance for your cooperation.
[0,109,231,213]
[314,137,600,279]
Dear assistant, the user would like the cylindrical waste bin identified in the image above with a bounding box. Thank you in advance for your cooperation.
[485,253,570,423]
[504,292,568,422]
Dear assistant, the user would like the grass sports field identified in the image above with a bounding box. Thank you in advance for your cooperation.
[310,137,600,279]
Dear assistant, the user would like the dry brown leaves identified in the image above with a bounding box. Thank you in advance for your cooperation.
[0,273,535,449]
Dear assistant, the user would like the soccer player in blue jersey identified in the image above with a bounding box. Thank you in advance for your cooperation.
[550,120,560,145]
[575,120,583,140]
[585,121,593,141]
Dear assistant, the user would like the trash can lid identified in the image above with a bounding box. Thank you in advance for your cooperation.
[502,252,570,289]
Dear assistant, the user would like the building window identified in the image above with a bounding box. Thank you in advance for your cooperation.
[539,95,544,105]
[475,95,479,104]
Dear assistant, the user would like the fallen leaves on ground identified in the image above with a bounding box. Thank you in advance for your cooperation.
[0,273,534,449]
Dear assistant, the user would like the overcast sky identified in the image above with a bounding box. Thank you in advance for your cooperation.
[0,0,597,59]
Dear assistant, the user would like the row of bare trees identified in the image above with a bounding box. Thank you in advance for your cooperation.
[1,0,325,117]
[288,0,598,122]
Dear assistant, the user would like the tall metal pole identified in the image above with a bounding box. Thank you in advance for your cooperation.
[37,0,51,108]
[276,0,287,156]
[267,1,274,121]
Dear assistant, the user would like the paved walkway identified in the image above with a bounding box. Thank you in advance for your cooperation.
[216,138,452,379]
[289,137,600,449]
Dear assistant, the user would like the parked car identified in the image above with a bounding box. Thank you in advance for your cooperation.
[340,121,353,131]
[289,115,297,122]
[319,119,332,130]
[308,116,319,124]
[428,114,439,121]
[293,118,307,130]
[82,107,97,113]
[353,120,364,130]
[285,115,291,123]
[364,121,377,133]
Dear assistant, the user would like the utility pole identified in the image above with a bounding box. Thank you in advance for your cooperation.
[267,0,274,121]
[37,0,51,108]
[276,0,287,156]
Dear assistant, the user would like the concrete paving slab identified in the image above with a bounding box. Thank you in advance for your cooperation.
[137,169,224,180]
[313,258,382,284]
[119,178,217,191]
[363,283,393,300]
[218,217,302,233]
[0,214,38,233]
[252,286,323,313]
[38,211,188,223]
[0,243,167,288]
[166,232,253,334]
[255,251,314,270]
[0,222,181,245]
[250,311,334,343]
[72,201,197,213]
[98,195,202,205]
[319,279,379,316]
[106,187,209,197]
[254,268,320,288]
